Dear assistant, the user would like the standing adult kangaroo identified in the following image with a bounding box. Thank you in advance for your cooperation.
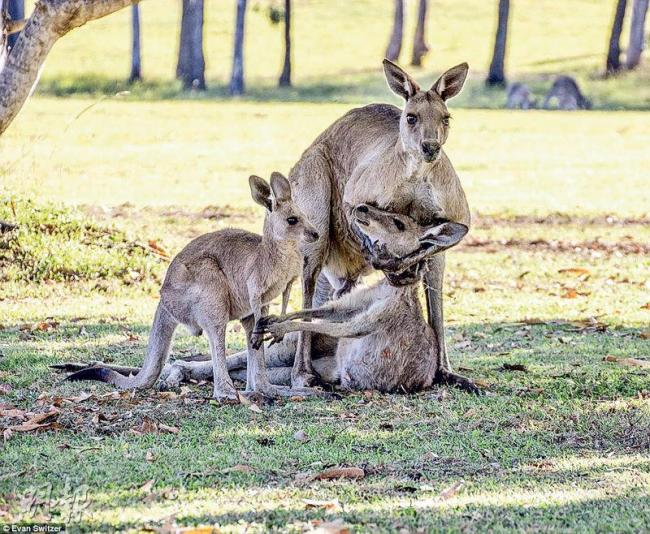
[288,59,474,391]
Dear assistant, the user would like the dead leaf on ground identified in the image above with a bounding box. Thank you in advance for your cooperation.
[0,408,26,419]
[139,479,155,493]
[603,355,650,368]
[640,302,650,310]
[146,450,156,463]
[561,288,578,299]
[558,267,591,276]
[248,403,263,414]
[147,240,171,259]
[159,423,180,434]
[303,498,341,511]
[314,467,365,481]
[439,480,465,500]
[158,391,178,400]
[639,332,650,340]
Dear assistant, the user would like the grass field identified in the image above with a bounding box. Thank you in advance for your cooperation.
[1,0,650,532]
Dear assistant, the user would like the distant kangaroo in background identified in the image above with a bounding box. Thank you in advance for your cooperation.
[543,76,592,110]
[506,82,536,109]
[67,173,321,401]
[286,59,475,391]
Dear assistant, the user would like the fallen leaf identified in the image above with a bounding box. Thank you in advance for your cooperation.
[159,423,179,434]
[603,355,650,368]
[139,479,155,493]
[315,467,365,481]
[303,498,340,511]
[148,240,170,259]
[249,403,263,414]
[558,267,591,276]
[146,451,155,463]
[562,289,578,299]
[158,391,178,400]
[293,429,309,442]
[642,302,650,310]
[639,332,650,340]
[0,409,26,419]
[439,480,464,500]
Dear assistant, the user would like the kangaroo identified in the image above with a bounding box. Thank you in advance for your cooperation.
[286,59,473,391]
[66,172,321,400]
[253,204,473,392]
[107,205,474,393]
[543,76,592,111]
[506,82,536,109]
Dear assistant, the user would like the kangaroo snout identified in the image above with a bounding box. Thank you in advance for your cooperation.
[421,141,441,162]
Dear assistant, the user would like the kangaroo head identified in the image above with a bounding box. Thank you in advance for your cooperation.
[249,172,319,243]
[353,204,468,258]
[383,59,469,164]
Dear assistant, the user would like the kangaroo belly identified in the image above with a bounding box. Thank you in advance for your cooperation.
[337,326,437,393]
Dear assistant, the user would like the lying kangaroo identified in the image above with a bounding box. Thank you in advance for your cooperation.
[286,59,472,390]
[254,204,472,392]
[506,82,536,109]
[543,76,592,110]
[103,205,473,393]
[67,172,320,400]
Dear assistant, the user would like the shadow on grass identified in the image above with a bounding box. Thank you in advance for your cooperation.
[34,70,650,111]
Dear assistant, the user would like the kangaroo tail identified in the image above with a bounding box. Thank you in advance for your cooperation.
[66,302,177,389]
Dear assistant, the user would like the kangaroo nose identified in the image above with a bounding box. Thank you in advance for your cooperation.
[421,141,441,160]
[305,229,319,241]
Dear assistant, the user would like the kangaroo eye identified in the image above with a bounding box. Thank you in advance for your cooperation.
[393,218,406,231]
[442,117,450,126]
[406,114,417,125]
[287,217,298,225]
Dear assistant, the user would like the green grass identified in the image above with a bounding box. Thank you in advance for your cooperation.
[1,0,650,531]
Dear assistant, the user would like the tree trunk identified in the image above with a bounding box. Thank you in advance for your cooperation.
[1,1,7,72]
[385,0,403,62]
[606,0,628,74]
[7,0,23,50]
[278,0,291,87]
[486,0,509,87]
[128,3,141,83]
[411,0,429,66]
[626,0,648,69]
[229,0,247,95]
[176,0,205,90]
[0,0,134,136]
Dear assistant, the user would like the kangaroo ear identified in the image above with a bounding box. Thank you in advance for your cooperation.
[419,221,468,252]
[432,63,469,101]
[383,59,420,100]
[249,175,272,211]
[269,172,292,202]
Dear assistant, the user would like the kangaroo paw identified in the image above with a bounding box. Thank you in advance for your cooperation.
[437,369,482,395]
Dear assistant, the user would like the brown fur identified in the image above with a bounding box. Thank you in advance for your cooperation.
[286,60,472,388]
[66,172,322,400]
[543,76,592,110]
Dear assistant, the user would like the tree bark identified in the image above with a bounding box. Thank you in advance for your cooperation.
[486,0,509,87]
[6,0,23,50]
[606,0,628,74]
[626,0,648,69]
[0,0,134,136]
[229,0,247,95]
[278,0,291,87]
[176,0,205,90]
[128,3,141,83]
[385,0,403,62]
[411,0,429,66]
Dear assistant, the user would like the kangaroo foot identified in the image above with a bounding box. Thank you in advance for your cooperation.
[437,369,482,395]
[212,381,239,403]
[245,384,334,401]
[291,369,326,389]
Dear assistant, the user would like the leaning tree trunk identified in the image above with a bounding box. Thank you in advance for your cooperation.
[6,0,23,50]
[606,0,628,74]
[229,0,247,95]
[278,0,291,87]
[128,3,141,83]
[0,0,134,136]
[411,0,429,66]
[626,0,649,69]
[176,0,205,90]
[385,0,403,62]
[486,0,510,87]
